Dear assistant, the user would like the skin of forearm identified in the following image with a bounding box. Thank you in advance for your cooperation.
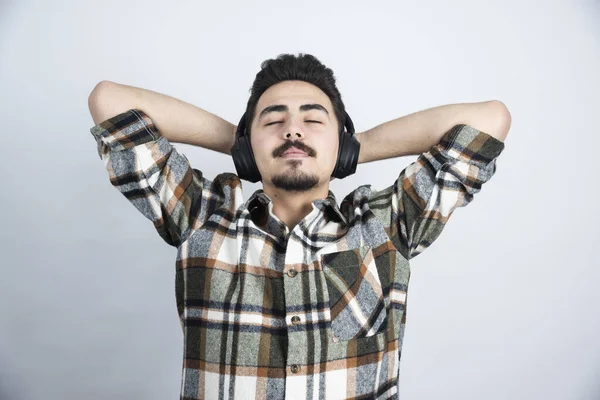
[355,100,511,164]
[87,81,237,155]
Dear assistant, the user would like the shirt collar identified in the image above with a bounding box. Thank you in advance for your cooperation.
[245,189,347,226]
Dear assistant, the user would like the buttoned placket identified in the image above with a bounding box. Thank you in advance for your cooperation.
[246,192,346,379]
[282,204,324,379]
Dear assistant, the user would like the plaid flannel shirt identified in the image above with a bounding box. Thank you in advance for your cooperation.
[90,109,505,400]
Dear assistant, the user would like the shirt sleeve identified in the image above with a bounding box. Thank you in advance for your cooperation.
[369,124,506,260]
[90,109,227,248]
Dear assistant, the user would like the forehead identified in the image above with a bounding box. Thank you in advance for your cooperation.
[256,80,332,111]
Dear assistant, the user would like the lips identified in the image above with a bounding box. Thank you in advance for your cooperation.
[282,148,307,156]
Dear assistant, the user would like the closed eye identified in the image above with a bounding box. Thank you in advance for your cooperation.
[266,120,322,126]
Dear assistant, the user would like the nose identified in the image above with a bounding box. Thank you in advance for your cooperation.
[282,118,303,140]
[285,131,302,139]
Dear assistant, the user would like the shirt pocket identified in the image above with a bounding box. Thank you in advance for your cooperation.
[320,245,388,342]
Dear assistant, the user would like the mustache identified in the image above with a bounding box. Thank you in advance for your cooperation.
[275,141,315,157]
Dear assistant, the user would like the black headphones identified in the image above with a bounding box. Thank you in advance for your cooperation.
[230,109,360,182]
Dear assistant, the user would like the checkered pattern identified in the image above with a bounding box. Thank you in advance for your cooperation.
[90,109,505,399]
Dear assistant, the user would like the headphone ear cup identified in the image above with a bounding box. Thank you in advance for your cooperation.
[331,111,360,179]
[231,113,262,182]
[234,134,261,183]
[331,130,345,177]
[243,135,262,182]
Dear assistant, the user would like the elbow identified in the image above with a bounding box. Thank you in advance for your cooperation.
[88,80,114,105]
[491,100,512,131]
[88,81,113,124]
[88,80,129,125]
[487,100,512,142]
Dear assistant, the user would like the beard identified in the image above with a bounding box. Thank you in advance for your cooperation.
[270,161,319,192]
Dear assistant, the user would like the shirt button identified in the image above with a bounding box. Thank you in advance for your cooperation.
[287,269,297,278]
[290,364,300,373]
[291,316,301,325]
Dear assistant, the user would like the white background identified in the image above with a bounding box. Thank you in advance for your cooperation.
[1,1,599,399]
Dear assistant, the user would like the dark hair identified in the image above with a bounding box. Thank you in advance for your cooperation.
[244,53,346,137]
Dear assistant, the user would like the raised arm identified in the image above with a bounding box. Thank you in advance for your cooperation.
[88,80,237,155]
[362,100,511,260]
[355,100,510,163]
[87,81,237,247]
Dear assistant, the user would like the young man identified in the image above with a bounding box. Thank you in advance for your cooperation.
[88,53,510,400]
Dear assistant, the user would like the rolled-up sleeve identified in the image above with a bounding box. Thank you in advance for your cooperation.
[90,109,226,248]
[370,124,506,260]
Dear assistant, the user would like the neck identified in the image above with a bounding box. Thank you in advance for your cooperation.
[262,183,330,230]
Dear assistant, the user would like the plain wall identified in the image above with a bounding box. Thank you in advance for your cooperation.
[1,1,599,399]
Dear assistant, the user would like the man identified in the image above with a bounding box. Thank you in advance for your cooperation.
[88,53,510,400]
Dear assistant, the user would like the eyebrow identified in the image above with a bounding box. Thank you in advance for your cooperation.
[257,104,330,122]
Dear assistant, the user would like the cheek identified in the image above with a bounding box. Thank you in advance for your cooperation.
[251,137,277,169]
[250,136,267,156]
[330,137,340,159]
[322,139,339,172]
